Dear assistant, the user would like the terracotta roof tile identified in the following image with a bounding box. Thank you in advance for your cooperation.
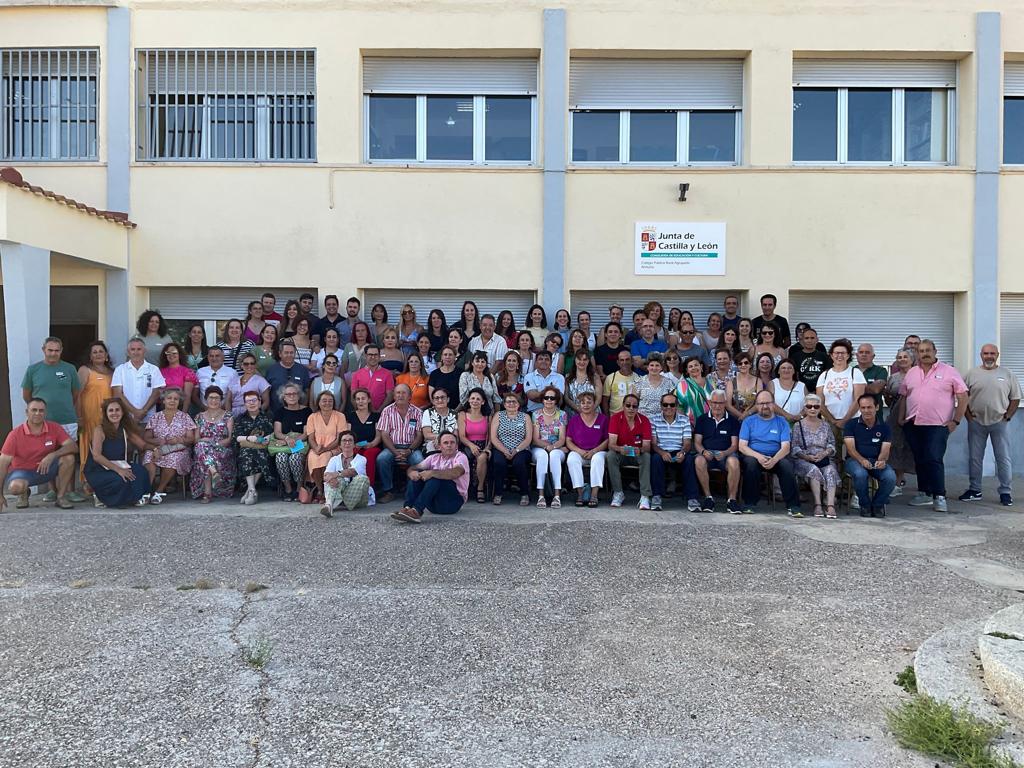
[0,167,136,229]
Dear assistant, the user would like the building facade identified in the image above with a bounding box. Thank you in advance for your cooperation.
[1,1,1023,449]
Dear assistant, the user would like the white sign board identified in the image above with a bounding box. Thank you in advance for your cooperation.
[635,222,726,276]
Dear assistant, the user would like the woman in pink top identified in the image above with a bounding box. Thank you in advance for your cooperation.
[159,343,198,408]
[392,431,470,523]
[457,387,493,503]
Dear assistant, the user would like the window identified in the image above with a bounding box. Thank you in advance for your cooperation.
[792,59,956,165]
[568,59,742,165]
[136,49,315,162]
[1005,62,1024,165]
[363,58,537,165]
[1,48,98,161]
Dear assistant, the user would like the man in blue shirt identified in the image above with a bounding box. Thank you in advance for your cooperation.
[523,351,566,413]
[843,394,896,517]
[630,319,668,372]
[738,391,800,514]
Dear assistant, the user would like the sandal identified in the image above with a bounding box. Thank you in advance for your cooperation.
[520,495,530,506]
[492,495,502,506]
[476,491,486,504]
[536,497,547,508]
[813,505,825,518]
[199,494,212,504]
[136,494,150,507]
[826,505,837,519]
[575,493,585,508]
[149,492,166,505]
[588,497,599,508]
[551,496,562,509]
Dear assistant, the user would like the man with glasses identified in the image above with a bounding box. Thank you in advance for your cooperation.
[693,390,742,513]
[351,344,395,411]
[376,383,425,504]
[650,395,698,511]
[630,319,668,373]
[196,346,240,411]
[676,328,711,368]
[751,293,792,348]
[843,393,896,517]
[738,391,800,515]
[265,340,312,412]
[606,393,653,509]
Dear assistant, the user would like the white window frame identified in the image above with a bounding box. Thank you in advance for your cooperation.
[364,93,537,166]
[1004,96,1024,166]
[568,109,742,166]
[793,86,956,166]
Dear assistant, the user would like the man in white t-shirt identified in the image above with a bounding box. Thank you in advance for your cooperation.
[111,338,165,424]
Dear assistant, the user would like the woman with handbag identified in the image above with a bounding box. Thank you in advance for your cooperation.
[84,398,153,508]
[271,383,311,501]
[141,388,197,504]
[791,393,841,518]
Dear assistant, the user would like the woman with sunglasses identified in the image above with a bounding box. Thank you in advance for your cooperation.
[565,391,608,507]
[234,353,271,417]
[310,353,347,413]
[753,321,785,367]
[662,351,684,381]
[791,393,840,518]
[397,352,430,409]
[531,386,567,508]
[310,327,343,376]
[396,304,424,358]
[728,351,766,421]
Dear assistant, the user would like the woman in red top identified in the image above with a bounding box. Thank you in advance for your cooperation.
[606,393,654,509]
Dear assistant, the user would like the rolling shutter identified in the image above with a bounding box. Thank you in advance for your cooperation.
[792,59,957,88]
[149,287,316,320]
[569,291,733,329]
[569,59,743,110]
[362,290,535,329]
[789,291,954,364]
[1000,294,1024,376]
[1006,63,1024,97]
[363,58,537,95]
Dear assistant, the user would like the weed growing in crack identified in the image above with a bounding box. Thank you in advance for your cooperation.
[987,631,1024,642]
[895,665,918,694]
[243,582,269,594]
[887,694,1019,768]
[243,637,274,669]
[194,578,217,590]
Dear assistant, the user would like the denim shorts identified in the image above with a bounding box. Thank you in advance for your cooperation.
[6,461,60,488]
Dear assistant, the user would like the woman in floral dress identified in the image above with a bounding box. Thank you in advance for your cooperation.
[190,386,236,502]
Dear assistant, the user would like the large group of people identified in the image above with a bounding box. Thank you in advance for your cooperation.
[1,292,1019,525]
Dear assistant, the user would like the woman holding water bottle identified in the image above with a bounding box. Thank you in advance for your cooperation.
[531,385,567,508]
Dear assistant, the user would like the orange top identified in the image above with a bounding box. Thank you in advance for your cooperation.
[396,373,430,409]
[304,410,350,471]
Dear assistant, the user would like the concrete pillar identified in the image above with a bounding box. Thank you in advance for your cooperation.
[973,12,1000,353]
[106,7,131,214]
[104,268,131,363]
[0,242,50,427]
[542,8,567,316]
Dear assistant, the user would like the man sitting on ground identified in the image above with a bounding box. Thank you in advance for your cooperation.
[391,431,469,523]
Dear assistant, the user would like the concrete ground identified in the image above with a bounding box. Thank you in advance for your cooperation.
[1,475,1022,768]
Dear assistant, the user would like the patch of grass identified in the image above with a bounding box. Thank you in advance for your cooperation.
[895,664,918,694]
[886,694,1019,768]
[987,631,1024,642]
[243,637,274,669]
[243,582,269,594]
[68,579,93,589]
[176,584,195,591]
[193,578,217,590]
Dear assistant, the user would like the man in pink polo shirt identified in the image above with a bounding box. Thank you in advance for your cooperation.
[897,339,967,513]
[351,344,394,411]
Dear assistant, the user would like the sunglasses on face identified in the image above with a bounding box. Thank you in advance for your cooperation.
[623,403,638,409]
[543,395,558,401]
[762,331,775,336]
[805,404,821,409]
[661,403,676,408]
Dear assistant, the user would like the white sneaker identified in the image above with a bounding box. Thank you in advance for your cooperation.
[890,484,903,497]
[319,503,333,518]
[651,495,663,511]
[909,493,933,507]
[687,499,701,512]
[611,491,625,508]
[933,495,948,513]
[638,496,652,510]
[850,494,860,510]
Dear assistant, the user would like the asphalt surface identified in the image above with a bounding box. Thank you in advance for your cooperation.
[1,476,1021,768]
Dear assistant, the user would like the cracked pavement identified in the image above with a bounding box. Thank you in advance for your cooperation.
[1,475,1022,767]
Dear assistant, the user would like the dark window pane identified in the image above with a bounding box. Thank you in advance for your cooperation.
[689,111,736,162]
[793,88,837,161]
[847,88,892,162]
[426,95,473,161]
[368,95,416,160]
[572,111,619,162]
[1004,97,1024,164]
[629,111,675,162]
[484,96,531,161]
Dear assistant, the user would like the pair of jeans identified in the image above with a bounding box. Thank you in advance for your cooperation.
[740,455,799,508]
[904,421,950,497]
[968,419,1013,495]
[650,451,699,500]
[843,459,897,508]
[606,451,652,496]
[376,447,425,492]
[490,449,530,495]
[404,477,464,515]
[566,450,607,489]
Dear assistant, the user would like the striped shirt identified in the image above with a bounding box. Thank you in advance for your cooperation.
[377,403,423,446]
[651,412,692,452]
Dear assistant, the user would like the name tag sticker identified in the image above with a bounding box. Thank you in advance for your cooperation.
[936,374,943,380]
[769,429,778,435]
[719,430,728,435]
[871,438,881,443]
[44,440,54,447]
[55,371,65,379]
